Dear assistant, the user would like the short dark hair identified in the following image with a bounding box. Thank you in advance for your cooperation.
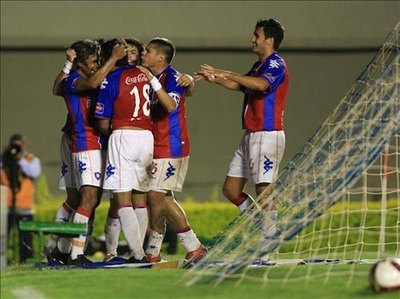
[148,37,175,64]
[9,133,25,145]
[70,39,100,69]
[98,38,127,67]
[125,38,144,65]
[255,18,285,50]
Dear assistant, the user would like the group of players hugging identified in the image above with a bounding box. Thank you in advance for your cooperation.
[45,37,207,266]
[45,18,288,268]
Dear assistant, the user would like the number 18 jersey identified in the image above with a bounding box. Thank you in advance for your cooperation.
[95,65,152,131]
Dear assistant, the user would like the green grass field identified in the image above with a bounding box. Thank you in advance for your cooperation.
[1,263,399,299]
[2,180,399,298]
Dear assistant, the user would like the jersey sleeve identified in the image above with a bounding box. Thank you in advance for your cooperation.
[95,73,120,119]
[259,59,286,92]
[62,72,81,95]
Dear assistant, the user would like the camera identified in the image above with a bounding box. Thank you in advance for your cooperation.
[3,143,22,161]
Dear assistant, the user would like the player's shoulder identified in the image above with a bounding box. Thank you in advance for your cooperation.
[164,65,179,76]
[64,71,80,84]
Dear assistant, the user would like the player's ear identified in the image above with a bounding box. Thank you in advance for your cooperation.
[158,53,165,63]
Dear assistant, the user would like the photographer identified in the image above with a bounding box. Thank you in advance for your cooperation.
[0,134,41,263]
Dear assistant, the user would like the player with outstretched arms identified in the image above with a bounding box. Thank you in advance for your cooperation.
[195,19,289,237]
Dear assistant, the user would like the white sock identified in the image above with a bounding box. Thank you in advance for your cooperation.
[177,227,201,253]
[145,230,164,257]
[232,193,256,214]
[51,202,75,253]
[238,197,254,213]
[70,208,90,260]
[105,216,121,256]
[55,202,74,222]
[134,207,148,246]
[118,206,145,260]
[57,237,72,254]
[261,210,278,238]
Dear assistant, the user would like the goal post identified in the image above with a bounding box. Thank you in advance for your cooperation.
[182,22,400,286]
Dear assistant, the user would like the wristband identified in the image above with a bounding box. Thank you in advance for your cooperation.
[149,77,162,91]
[62,60,73,74]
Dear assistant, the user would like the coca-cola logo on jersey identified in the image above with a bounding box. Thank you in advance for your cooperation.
[125,73,148,85]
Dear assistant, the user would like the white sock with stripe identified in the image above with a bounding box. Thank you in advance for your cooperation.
[70,207,90,260]
[177,227,201,253]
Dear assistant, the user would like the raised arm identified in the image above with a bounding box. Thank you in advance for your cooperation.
[52,48,76,96]
[74,42,126,91]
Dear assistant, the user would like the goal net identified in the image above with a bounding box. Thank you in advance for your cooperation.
[183,22,400,286]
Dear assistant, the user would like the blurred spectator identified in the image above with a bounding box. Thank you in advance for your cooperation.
[1,134,41,263]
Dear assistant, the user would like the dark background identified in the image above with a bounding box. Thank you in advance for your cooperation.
[1,1,399,200]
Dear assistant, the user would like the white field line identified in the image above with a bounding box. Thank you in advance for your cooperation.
[11,286,47,299]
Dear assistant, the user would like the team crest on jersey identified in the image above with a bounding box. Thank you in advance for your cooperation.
[263,155,274,174]
[94,172,101,180]
[269,59,279,69]
[96,103,104,114]
[164,162,176,181]
[265,73,276,83]
[168,92,181,105]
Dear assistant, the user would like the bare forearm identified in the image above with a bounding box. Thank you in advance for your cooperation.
[76,57,119,91]
[224,73,269,91]
[52,72,67,96]
[154,89,177,112]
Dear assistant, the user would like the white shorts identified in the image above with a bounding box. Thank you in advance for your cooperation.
[227,130,285,184]
[103,129,153,193]
[72,149,106,189]
[150,156,189,192]
[59,133,76,190]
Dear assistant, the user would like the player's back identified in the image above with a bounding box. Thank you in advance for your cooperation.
[97,65,152,131]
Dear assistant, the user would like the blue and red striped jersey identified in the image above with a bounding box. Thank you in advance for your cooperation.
[241,51,289,132]
[150,65,190,158]
[95,65,152,131]
[62,71,106,153]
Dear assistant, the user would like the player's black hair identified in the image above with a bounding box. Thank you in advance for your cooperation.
[100,38,128,67]
[69,39,100,70]
[148,37,175,64]
[125,38,144,65]
[255,18,285,50]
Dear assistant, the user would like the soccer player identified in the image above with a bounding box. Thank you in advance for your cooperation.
[195,19,289,232]
[49,39,126,266]
[101,38,150,261]
[95,41,161,262]
[139,37,207,264]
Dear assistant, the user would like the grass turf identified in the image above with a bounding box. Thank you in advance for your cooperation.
[1,263,399,299]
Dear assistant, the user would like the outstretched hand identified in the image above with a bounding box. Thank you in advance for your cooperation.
[177,74,194,87]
